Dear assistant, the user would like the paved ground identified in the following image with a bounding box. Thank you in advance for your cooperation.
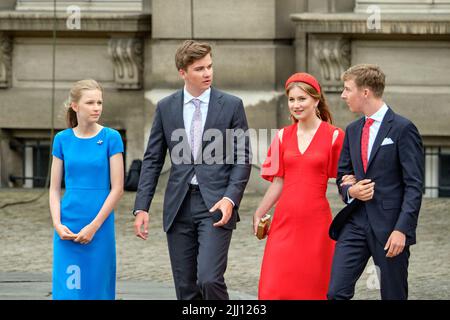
[0,186,449,300]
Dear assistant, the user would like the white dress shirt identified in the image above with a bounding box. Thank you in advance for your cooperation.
[183,87,210,185]
[366,103,389,161]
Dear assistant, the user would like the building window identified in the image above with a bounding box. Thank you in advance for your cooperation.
[9,139,50,188]
[424,147,450,198]
[439,150,450,197]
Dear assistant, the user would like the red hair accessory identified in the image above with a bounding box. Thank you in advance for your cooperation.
[285,72,321,94]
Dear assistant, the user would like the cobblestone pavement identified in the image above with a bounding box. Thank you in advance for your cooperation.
[0,186,449,299]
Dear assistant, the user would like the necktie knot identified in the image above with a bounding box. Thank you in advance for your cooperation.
[365,118,375,127]
[192,98,201,109]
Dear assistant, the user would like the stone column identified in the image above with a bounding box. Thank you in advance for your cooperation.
[425,147,439,198]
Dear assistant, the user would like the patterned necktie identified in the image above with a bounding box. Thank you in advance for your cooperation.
[189,98,202,160]
[361,118,375,172]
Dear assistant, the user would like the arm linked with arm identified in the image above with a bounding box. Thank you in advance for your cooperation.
[336,126,355,203]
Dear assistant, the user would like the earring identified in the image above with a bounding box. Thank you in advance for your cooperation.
[315,106,322,120]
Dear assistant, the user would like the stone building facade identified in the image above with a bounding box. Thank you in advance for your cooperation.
[0,0,449,197]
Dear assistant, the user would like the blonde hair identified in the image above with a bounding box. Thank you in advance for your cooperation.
[65,79,103,128]
[175,40,212,71]
[342,64,385,98]
[286,82,333,124]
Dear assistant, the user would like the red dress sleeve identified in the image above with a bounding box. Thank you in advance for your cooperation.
[328,127,345,178]
[261,131,285,182]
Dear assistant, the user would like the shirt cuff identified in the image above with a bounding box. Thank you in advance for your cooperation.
[223,197,235,207]
[346,189,355,204]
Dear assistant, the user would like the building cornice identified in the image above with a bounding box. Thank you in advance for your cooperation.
[291,13,450,35]
[0,11,151,33]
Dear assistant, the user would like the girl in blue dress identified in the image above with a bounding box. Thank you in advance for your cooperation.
[49,79,124,300]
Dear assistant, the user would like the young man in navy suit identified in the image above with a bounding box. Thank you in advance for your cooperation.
[328,64,424,300]
[133,40,251,300]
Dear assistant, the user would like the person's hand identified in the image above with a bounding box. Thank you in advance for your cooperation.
[385,230,406,258]
[74,223,98,245]
[348,179,375,201]
[54,224,78,241]
[134,211,149,240]
[210,198,233,227]
[253,214,262,236]
[340,174,357,187]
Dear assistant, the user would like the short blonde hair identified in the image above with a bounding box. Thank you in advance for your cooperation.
[342,64,385,98]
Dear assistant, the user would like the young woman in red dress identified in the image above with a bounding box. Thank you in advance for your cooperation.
[254,73,354,299]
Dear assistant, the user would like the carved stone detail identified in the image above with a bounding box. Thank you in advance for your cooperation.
[108,38,143,90]
[0,33,12,88]
[312,37,351,92]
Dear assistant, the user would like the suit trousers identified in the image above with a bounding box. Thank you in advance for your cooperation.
[166,185,233,300]
[327,206,410,300]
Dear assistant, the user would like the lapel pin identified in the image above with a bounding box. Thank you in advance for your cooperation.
[97,140,103,145]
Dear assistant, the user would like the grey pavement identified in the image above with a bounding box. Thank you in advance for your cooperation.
[0,272,255,300]
[1,187,449,300]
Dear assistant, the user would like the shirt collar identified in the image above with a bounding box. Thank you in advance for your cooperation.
[366,103,388,123]
[183,86,211,105]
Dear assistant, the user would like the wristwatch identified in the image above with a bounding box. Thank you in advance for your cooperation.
[133,210,148,216]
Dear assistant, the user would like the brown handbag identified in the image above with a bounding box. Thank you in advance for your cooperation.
[256,214,271,240]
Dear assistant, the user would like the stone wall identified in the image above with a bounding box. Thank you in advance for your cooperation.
[0,0,449,196]
[0,7,150,186]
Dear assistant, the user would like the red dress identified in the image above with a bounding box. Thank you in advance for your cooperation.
[258,121,344,300]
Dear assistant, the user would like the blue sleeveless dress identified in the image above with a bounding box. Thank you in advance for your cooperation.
[51,127,123,300]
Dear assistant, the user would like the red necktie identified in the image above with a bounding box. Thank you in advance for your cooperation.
[361,118,375,172]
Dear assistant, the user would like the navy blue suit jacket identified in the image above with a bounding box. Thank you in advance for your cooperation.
[330,107,424,246]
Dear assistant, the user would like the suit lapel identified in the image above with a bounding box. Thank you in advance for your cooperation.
[171,90,185,130]
[171,90,194,162]
[201,87,224,150]
[366,107,394,171]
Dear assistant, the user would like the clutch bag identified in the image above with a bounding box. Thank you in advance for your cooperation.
[256,214,271,240]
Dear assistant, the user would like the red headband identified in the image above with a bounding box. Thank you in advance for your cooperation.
[285,72,321,94]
